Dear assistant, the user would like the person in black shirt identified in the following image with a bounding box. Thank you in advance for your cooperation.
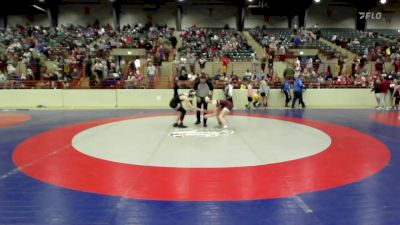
[170,81,203,128]
[144,41,152,58]
[170,36,177,49]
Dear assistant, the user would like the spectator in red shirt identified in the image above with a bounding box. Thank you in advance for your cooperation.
[221,55,229,76]
[375,58,384,73]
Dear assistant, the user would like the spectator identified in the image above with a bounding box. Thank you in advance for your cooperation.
[230,73,240,88]
[392,80,400,109]
[371,77,383,109]
[351,57,360,77]
[198,55,206,73]
[144,41,153,58]
[281,76,291,107]
[146,62,157,87]
[243,69,252,81]
[134,56,141,71]
[0,71,8,88]
[178,68,188,81]
[338,56,345,75]
[170,36,177,49]
[306,57,313,72]
[188,53,196,74]
[279,45,286,61]
[94,60,104,80]
[292,75,306,109]
[221,54,229,76]
[380,75,391,109]
[125,71,135,89]
[134,70,143,87]
[259,76,270,107]
[375,58,384,73]
[245,82,254,109]
[268,55,274,74]
[260,56,267,73]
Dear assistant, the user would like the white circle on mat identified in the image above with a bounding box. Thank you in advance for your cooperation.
[72,115,331,168]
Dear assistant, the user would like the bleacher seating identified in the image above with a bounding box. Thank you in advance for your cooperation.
[249,28,339,58]
[178,27,254,61]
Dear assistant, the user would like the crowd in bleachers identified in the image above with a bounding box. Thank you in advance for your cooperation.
[311,28,400,63]
[1,20,400,108]
[249,26,342,60]
[0,24,105,89]
[179,25,254,61]
[0,22,178,89]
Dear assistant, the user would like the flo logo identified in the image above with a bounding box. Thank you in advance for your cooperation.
[359,12,383,20]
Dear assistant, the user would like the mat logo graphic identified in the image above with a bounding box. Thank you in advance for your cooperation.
[359,12,382,20]
[169,128,234,138]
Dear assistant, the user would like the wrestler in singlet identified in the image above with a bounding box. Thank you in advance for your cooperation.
[216,99,233,111]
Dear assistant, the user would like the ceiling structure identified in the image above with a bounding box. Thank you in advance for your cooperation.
[0,0,390,15]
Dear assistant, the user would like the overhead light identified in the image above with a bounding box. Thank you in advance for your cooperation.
[38,0,45,2]
[248,0,254,2]
[314,0,321,3]
[380,0,387,4]
[32,4,47,12]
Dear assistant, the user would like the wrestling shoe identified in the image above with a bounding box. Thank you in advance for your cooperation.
[178,124,188,128]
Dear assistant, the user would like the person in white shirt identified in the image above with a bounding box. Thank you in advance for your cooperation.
[134,56,141,71]
[307,57,313,71]
[125,72,136,89]
[259,76,270,107]
[224,81,234,102]
[0,72,7,88]
[7,64,16,75]
[244,69,253,77]
[146,62,157,86]
[94,60,104,80]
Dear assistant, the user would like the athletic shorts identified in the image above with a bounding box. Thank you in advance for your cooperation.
[260,92,266,97]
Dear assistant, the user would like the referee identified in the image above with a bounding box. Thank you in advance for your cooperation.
[194,74,214,127]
